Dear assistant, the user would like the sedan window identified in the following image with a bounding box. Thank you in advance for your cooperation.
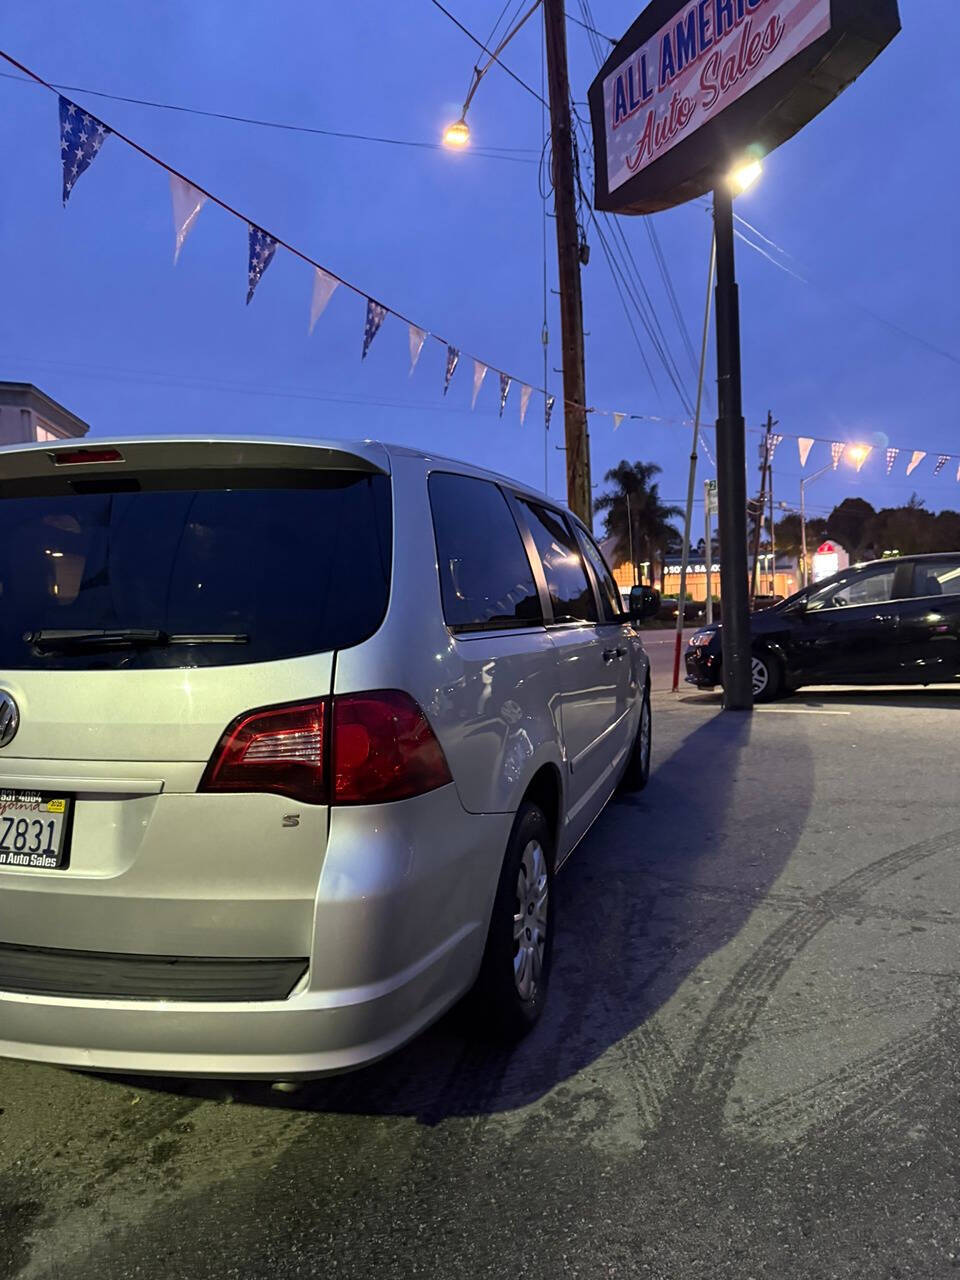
[913,558,960,597]
[806,568,896,612]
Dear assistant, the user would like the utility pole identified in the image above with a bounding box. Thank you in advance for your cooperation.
[543,0,591,524]
[768,417,777,596]
[749,412,773,606]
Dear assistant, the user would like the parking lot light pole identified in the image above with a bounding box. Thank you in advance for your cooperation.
[800,461,832,586]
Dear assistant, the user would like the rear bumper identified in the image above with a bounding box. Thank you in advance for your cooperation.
[684,648,721,688]
[0,789,513,1078]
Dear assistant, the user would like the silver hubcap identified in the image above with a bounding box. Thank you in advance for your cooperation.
[513,840,548,1001]
[752,657,769,696]
[639,696,651,774]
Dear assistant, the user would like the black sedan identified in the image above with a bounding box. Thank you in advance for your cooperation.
[684,553,960,701]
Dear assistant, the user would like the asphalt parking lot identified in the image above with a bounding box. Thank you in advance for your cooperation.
[2,685,960,1280]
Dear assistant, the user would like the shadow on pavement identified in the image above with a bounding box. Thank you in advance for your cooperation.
[112,702,816,1122]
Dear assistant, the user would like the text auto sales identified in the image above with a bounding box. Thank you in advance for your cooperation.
[612,0,784,171]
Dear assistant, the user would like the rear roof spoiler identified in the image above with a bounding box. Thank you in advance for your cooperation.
[0,436,391,483]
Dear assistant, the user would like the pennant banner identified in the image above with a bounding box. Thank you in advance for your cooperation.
[545,396,556,430]
[471,360,487,409]
[362,299,387,359]
[831,442,845,470]
[170,175,206,264]
[246,225,278,305]
[798,437,814,468]
[519,384,532,425]
[443,346,459,395]
[59,96,110,205]
[613,412,625,431]
[499,373,511,418]
[854,446,872,473]
[906,450,926,476]
[310,268,339,333]
[408,324,426,374]
[935,454,949,476]
[768,433,784,461]
[886,447,899,475]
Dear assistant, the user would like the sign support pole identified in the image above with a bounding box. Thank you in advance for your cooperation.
[704,480,714,627]
[712,185,753,710]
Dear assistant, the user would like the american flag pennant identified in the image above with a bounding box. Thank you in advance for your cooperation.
[798,437,814,468]
[769,433,783,460]
[934,454,950,477]
[906,450,926,476]
[443,346,459,395]
[853,446,872,473]
[362,298,387,359]
[309,268,339,333]
[59,96,111,206]
[545,395,556,429]
[885,447,899,475]
[471,360,487,409]
[170,175,206,264]
[613,412,625,431]
[246,225,278,305]
[408,324,427,375]
[831,442,845,470]
[498,373,511,418]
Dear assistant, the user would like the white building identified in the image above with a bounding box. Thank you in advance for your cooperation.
[0,382,89,446]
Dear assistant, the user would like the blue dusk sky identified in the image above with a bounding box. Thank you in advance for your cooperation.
[0,1,956,526]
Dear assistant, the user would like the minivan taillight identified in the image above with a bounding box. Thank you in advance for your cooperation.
[199,692,452,806]
[199,700,328,804]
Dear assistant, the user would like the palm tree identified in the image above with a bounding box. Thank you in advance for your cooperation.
[594,460,683,586]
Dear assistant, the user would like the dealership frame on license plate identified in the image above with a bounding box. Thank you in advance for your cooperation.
[0,790,74,871]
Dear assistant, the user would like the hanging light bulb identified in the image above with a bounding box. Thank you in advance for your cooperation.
[442,118,471,149]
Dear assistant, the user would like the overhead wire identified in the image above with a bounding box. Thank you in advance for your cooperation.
[425,0,548,105]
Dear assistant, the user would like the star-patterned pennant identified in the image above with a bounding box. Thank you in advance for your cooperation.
[613,412,625,431]
[59,96,111,206]
[934,454,950,477]
[830,442,845,470]
[545,395,556,430]
[246,225,277,305]
[408,325,427,375]
[769,433,783,460]
[362,298,387,359]
[443,346,460,395]
[519,384,532,425]
[498,373,511,418]
[906,450,926,476]
[309,268,339,333]
[885,447,899,475]
[956,463,960,484]
[471,360,487,409]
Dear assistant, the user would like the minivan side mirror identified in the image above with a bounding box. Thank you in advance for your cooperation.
[628,585,660,622]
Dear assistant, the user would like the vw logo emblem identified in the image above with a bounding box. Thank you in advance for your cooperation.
[0,691,19,749]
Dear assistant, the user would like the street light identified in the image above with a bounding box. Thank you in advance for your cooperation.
[442,118,470,149]
[727,158,763,194]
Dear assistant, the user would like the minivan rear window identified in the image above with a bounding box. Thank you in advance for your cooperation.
[0,471,391,669]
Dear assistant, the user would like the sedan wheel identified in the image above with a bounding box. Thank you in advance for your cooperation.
[752,656,769,698]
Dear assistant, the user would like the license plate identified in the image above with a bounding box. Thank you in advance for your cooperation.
[0,791,73,871]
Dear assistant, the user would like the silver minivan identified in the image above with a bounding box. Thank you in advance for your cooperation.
[0,436,653,1078]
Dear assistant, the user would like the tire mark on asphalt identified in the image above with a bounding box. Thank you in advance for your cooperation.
[673,826,960,1125]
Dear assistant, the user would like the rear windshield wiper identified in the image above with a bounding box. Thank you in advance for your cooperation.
[24,629,249,652]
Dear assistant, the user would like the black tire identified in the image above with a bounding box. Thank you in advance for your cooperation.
[751,650,783,702]
[619,685,652,792]
[471,801,555,1041]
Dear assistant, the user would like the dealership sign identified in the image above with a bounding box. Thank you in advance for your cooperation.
[589,0,901,213]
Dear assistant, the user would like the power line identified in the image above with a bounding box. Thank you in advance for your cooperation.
[425,0,548,105]
[0,67,536,162]
[564,9,615,44]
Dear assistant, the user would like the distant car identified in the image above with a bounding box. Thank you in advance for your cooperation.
[684,553,960,701]
[0,434,660,1080]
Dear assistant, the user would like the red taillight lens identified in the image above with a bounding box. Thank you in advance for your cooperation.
[52,447,125,465]
[333,691,452,804]
[199,699,328,804]
[199,692,451,806]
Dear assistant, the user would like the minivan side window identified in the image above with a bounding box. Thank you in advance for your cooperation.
[520,502,598,624]
[576,528,622,622]
[913,558,960,598]
[429,473,543,631]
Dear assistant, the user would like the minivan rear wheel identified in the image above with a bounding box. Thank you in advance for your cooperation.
[618,685,652,792]
[471,802,554,1041]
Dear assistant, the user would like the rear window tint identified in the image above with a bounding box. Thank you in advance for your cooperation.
[429,473,543,631]
[520,502,598,623]
[0,472,391,669]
